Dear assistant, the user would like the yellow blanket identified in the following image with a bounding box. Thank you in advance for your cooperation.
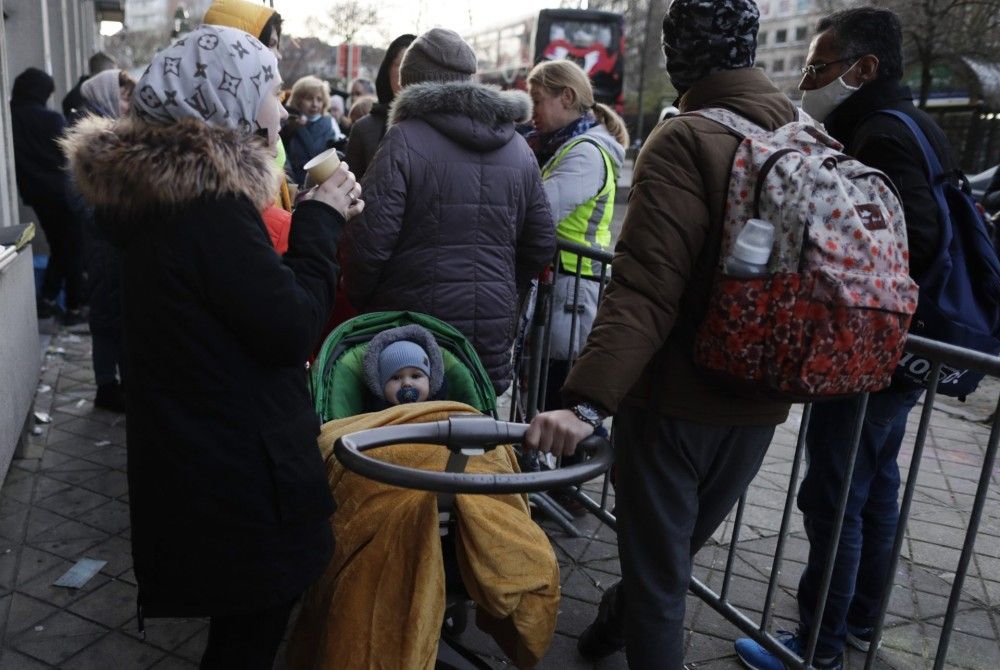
[286,401,560,670]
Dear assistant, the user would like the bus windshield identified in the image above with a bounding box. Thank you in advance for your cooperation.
[467,8,624,112]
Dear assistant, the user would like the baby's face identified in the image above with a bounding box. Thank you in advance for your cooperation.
[383,367,430,405]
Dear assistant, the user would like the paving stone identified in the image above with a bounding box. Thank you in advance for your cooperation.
[8,610,108,666]
[38,451,106,474]
[54,417,113,442]
[537,631,627,669]
[173,626,209,663]
[33,486,110,519]
[77,470,129,500]
[26,519,108,561]
[83,535,133,577]
[15,546,71,587]
[0,475,35,506]
[67,579,136,628]
[61,631,164,669]
[684,631,740,664]
[3,591,58,638]
[78,446,128,471]
[0,649,50,669]
[122,617,206,653]
[76,500,131,536]
[149,656,198,669]
[18,560,111,609]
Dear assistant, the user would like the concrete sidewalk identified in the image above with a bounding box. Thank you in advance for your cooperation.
[0,329,998,668]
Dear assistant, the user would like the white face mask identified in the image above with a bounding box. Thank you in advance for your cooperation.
[800,63,861,123]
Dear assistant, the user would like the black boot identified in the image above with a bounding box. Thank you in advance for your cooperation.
[577,580,626,660]
[95,382,126,413]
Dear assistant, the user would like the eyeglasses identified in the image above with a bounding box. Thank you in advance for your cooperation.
[800,55,862,79]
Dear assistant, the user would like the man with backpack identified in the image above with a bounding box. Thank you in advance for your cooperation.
[524,1,798,666]
[735,8,957,669]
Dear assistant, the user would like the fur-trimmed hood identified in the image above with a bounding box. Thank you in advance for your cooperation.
[388,81,532,152]
[363,325,445,400]
[60,115,281,227]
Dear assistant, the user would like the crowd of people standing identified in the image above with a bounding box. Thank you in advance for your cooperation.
[6,0,966,667]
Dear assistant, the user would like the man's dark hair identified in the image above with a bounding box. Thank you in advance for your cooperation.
[259,12,283,50]
[88,52,116,75]
[816,7,904,81]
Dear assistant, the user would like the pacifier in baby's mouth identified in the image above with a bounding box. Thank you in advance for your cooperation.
[396,387,421,404]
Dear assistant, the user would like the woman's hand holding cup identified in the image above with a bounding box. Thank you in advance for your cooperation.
[304,149,363,220]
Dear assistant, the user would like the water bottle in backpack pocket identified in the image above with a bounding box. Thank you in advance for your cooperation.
[874,110,1000,398]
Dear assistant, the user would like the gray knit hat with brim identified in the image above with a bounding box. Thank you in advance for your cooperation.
[399,28,477,86]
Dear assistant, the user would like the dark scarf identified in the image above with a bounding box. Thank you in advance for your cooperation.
[526,113,597,167]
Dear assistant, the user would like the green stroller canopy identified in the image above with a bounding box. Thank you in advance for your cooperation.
[312,311,498,422]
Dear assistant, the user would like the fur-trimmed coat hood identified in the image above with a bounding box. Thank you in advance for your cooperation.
[389,81,532,152]
[61,115,281,236]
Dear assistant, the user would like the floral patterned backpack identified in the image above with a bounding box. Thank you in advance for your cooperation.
[690,107,920,400]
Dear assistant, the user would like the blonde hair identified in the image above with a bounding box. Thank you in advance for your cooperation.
[289,75,330,113]
[527,59,629,148]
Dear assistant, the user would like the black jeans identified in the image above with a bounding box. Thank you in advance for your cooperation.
[33,199,86,310]
[199,598,296,669]
[609,404,775,669]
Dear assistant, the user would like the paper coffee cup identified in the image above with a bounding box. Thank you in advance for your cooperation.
[303,148,342,185]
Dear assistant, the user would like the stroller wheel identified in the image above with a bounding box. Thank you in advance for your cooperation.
[443,600,468,636]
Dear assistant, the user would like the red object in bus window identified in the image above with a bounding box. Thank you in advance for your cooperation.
[541,40,618,78]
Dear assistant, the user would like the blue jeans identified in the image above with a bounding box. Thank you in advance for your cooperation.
[796,388,922,656]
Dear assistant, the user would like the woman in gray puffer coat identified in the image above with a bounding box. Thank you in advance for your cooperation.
[340,28,555,393]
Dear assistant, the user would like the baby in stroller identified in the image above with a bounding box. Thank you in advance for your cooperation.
[287,312,560,670]
[363,325,446,409]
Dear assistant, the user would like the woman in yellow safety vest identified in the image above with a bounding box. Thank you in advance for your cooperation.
[526,59,629,414]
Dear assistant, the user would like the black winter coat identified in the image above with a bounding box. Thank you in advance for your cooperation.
[62,116,338,617]
[343,103,388,180]
[340,82,555,391]
[10,69,71,207]
[824,79,950,279]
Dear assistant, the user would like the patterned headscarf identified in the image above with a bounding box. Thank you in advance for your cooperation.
[81,69,123,118]
[132,25,279,133]
[661,0,759,92]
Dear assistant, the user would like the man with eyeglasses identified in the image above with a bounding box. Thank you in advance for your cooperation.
[735,7,954,670]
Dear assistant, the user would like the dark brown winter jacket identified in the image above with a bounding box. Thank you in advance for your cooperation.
[340,81,555,391]
[563,67,795,426]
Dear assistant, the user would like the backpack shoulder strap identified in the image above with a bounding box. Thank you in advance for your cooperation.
[870,109,945,181]
[685,107,769,139]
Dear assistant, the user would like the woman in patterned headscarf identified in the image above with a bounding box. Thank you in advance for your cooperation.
[61,25,362,668]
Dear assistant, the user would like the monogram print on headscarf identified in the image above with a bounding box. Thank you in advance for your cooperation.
[163,90,179,106]
[197,33,220,51]
[231,40,250,60]
[218,71,241,97]
[250,71,262,93]
[262,65,274,82]
[162,57,181,78]
[138,85,162,108]
[185,84,217,120]
[194,62,208,79]
[245,35,264,51]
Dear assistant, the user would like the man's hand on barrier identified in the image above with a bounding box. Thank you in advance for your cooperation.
[524,410,594,457]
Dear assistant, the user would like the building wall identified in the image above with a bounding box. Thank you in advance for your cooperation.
[0,1,107,485]
[755,0,828,100]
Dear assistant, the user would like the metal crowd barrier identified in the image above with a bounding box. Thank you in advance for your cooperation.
[513,239,1000,667]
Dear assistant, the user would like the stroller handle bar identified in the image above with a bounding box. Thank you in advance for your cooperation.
[333,415,613,494]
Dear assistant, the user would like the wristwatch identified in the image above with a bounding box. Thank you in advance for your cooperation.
[570,401,607,430]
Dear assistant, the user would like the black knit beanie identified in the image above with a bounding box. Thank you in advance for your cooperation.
[661,0,759,92]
